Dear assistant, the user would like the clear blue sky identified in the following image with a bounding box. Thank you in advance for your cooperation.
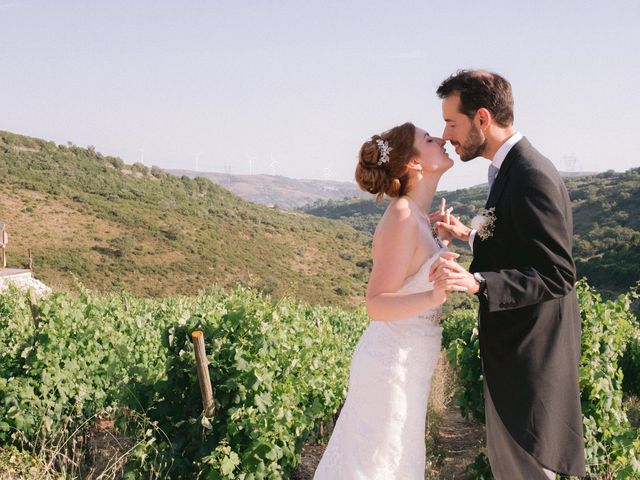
[2,0,639,191]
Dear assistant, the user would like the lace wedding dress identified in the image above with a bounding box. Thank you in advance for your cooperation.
[314,248,445,480]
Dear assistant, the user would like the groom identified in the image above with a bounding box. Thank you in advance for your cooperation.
[430,70,585,479]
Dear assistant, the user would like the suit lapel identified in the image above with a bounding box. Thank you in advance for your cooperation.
[485,137,529,208]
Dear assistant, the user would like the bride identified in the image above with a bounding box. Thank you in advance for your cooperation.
[314,122,464,479]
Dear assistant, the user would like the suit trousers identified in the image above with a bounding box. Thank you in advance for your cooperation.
[484,382,556,480]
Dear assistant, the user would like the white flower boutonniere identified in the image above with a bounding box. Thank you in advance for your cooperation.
[470,207,497,241]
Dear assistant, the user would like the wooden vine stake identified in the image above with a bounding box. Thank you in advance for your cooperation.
[191,330,215,417]
[28,288,41,331]
[0,222,7,269]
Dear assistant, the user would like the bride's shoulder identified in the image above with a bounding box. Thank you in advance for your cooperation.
[375,197,417,237]
[385,196,412,220]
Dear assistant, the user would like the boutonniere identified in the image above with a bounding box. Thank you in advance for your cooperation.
[470,207,496,241]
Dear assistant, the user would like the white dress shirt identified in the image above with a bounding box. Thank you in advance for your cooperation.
[468,132,523,249]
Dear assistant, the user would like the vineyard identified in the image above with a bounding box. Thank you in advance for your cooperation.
[1,281,639,478]
[443,281,640,478]
[0,285,367,478]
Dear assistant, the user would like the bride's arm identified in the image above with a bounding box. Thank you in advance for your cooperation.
[365,205,465,322]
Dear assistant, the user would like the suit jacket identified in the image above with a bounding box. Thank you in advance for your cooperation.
[470,138,586,475]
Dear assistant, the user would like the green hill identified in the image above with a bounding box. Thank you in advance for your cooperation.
[0,131,371,305]
[303,168,640,296]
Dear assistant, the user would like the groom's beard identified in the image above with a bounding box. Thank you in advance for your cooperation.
[457,124,488,162]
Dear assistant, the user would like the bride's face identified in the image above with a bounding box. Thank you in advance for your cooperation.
[412,128,454,174]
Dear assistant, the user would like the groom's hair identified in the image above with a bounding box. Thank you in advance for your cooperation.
[437,70,514,127]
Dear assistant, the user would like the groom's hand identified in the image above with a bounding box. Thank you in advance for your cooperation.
[429,257,479,295]
[435,214,472,243]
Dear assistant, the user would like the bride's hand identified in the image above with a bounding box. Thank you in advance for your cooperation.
[429,251,468,304]
[431,282,449,305]
[429,199,454,246]
[431,274,469,304]
[429,253,478,295]
[428,198,447,223]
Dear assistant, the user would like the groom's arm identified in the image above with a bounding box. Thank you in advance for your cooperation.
[481,169,576,312]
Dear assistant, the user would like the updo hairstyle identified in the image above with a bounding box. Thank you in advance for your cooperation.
[355,122,417,201]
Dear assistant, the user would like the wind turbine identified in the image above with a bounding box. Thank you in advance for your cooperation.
[563,155,577,172]
[195,152,203,172]
[245,152,257,176]
[269,154,280,176]
[137,148,144,165]
[223,164,232,185]
[323,162,334,182]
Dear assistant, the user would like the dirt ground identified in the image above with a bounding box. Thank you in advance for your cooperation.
[292,354,486,479]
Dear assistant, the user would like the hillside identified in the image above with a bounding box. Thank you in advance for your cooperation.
[303,168,640,295]
[168,170,369,209]
[0,131,371,305]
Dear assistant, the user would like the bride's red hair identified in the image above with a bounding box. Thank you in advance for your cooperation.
[355,122,417,202]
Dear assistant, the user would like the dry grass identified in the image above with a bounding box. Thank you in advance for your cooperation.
[78,417,134,480]
[425,353,485,479]
[0,408,170,480]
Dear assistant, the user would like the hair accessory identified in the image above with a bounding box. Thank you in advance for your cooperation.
[376,138,393,166]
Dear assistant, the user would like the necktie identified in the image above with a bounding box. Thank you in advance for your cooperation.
[488,164,499,192]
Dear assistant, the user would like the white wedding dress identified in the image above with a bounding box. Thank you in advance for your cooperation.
[314,248,445,480]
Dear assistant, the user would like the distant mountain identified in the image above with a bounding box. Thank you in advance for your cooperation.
[303,169,640,296]
[560,171,599,177]
[0,131,371,305]
[170,169,594,210]
[167,170,369,209]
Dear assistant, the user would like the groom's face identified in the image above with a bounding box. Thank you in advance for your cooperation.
[441,94,487,162]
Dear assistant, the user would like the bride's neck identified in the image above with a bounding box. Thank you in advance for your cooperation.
[405,174,440,214]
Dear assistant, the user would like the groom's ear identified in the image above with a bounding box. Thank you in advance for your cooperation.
[476,108,491,131]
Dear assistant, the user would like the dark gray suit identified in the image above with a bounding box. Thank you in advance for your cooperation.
[471,138,586,476]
